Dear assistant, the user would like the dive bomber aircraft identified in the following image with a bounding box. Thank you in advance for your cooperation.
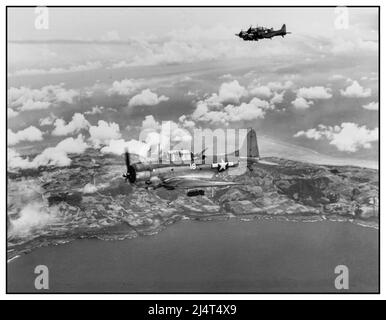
[236,24,291,41]
[122,128,276,196]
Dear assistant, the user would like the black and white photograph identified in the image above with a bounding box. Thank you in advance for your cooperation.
[6,5,379,294]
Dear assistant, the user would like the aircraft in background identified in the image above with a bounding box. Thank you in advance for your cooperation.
[236,24,291,41]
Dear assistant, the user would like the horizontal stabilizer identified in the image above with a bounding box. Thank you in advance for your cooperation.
[257,159,278,166]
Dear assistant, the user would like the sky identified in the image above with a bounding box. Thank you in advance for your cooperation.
[7,7,379,169]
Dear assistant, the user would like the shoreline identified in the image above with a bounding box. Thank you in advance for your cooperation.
[7,213,379,263]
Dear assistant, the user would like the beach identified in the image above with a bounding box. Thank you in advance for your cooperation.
[7,219,379,293]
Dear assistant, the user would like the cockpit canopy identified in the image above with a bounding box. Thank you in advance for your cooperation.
[168,150,192,162]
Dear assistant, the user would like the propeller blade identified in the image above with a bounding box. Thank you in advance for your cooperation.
[124,148,130,170]
[123,148,137,183]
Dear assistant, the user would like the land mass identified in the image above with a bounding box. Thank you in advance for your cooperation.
[7,150,379,260]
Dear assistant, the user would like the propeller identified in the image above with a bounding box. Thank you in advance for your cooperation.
[125,148,130,169]
[123,148,136,183]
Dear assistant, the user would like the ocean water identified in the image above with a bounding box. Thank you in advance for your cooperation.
[7,218,379,293]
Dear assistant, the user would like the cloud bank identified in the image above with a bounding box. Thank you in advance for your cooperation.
[294,122,378,152]
[340,81,372,98]
[8,134,88,169]
[8,84,78,113]
[8,126,44,146]
[128,89,169,107]
[52,113,90,136]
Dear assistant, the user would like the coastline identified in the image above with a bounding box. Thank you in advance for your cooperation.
[7,219,379,293]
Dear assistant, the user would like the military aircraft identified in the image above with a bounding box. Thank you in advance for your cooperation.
[123,150,240,193]
[236,24,290,41]
[122,128,275,195]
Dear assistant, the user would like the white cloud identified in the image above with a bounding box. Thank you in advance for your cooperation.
[8,149,35,170]
[19,100,51,111]
[141,117,192,144]
[85,106,104,115]
[362,101,378,111]
[88,120,121,146]
[8,84,78,112]
[8,134,88,169]
[249,84,273,98]
[167,123,192,143]
[270,91,284,105]
[294,127,324,140]
[223,98,271,122]
[291,86,331,110]
[192,97,271,124]
[218,80,247,104]
[188,78,276,125]
[8,126,44,146]
[191,101,210,121]
[39,113,57,126]
[100,138,150,157]
[291,97,314,109]
[297,86,332,99]
[32,134,88,167]
[129,116,194,155]
[294,122,378,152]
[267,81,294,91]
[9,201,59,236]
[108,79,141,95]
[11,61,102,76]
[52,113,90,136]
[195,80,247,108]
[128,89,169,107]
[179,115,196,128]
[340,81,372,98]
[141,115,161,131]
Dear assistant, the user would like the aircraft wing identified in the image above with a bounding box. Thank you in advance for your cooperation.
[161,176,242,189]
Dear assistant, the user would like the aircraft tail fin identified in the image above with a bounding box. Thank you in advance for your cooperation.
[247,127,260,159]
[281,24,286,32]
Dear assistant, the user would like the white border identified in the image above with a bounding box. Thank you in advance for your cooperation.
[1,0,383,300]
